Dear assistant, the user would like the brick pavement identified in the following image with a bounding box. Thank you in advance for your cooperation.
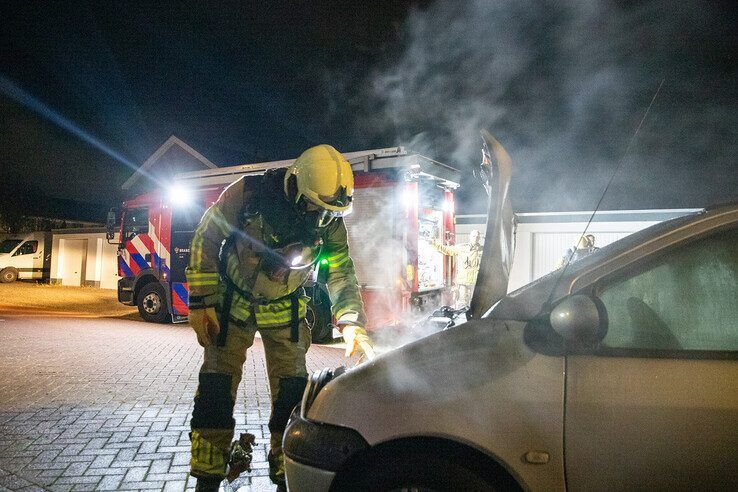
[0,317,349,491]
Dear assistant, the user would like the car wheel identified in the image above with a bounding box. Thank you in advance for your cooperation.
[137,282,170,323]
[0,268,18,283]
[331,449,519,492]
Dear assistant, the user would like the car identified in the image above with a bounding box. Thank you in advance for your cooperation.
[282,138,737,491]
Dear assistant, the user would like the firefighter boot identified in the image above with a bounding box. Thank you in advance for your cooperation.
[261,326,310,488]
[267,377,306,488]
[195,477,222,492]
[267,376,308,488]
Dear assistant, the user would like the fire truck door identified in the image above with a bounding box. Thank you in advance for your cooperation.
[170,204,201,314]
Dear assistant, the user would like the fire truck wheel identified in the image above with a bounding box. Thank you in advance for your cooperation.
[137,282,170,323]
[0,268,18,283]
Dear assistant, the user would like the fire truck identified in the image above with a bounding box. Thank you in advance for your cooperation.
[108,147,460,341]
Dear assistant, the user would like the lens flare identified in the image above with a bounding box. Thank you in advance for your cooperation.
[0,73,158,184]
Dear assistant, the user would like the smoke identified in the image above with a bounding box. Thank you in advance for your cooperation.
[329,0,737,212]
[332,0,737,351]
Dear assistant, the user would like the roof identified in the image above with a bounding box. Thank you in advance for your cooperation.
[51,227,107,235]
[121,135,218,190]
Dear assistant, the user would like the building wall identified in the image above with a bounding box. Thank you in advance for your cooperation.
[50,230,120,289]
[508,220,657,291]
[455,210,699,292]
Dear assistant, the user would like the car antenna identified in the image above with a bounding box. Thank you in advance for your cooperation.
[545,77,665,305]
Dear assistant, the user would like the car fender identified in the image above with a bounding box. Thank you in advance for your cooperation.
[307,319,566,491]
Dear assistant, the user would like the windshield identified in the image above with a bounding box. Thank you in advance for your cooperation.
[0,240,22,254]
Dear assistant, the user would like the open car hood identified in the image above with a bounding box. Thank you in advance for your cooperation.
[468,131,515,319]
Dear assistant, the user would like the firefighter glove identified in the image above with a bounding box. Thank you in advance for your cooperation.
[342,325,375,360]
[190,307,221,347]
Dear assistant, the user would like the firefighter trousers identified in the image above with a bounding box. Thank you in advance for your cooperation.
[454,284,474,310]
[189,321,311,480]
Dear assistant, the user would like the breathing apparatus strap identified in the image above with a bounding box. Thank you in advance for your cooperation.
[289,290,299,343]
[217,233,237,347]
[218,232,303,345]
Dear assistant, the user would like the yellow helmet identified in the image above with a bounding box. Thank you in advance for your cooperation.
[284,144,354,227]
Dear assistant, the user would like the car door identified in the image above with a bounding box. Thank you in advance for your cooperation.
[12,240,41,279]
[564,225,738,490]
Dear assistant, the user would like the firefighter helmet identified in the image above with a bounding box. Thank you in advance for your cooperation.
[284,144,354,227]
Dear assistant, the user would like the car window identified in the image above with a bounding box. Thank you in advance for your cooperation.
[598,226,738,352]
[13,241,38,256]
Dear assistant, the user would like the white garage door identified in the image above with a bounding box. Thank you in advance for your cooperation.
[531,231,630,279]
[61,239,87,286]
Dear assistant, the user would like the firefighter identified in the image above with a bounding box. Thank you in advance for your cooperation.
[556,233,599,269]
[186,144,372,491]
[433,229,483,309]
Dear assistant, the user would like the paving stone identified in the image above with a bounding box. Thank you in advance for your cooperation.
[18,486,46,492]
[163,480,187,491]
[0,317,348,487]
[53,475,100,485]
[61,462,89,477]
[123,466,148,482]
[149,458,171,474]
[89,454,114,469]
[96,474,124,491]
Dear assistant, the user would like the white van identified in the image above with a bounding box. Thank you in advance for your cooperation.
[0,232,51,283]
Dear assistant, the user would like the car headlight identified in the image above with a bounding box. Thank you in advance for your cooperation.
[300,366,345,417]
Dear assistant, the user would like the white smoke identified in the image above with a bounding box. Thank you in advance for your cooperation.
[329,0,737,212]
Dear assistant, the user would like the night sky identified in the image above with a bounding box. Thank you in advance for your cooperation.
[1,0,736,217]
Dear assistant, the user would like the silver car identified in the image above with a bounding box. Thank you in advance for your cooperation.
[284,138,738,490]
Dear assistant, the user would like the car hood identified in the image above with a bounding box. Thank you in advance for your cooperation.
[307,318,552,432]
[469,131,515,319]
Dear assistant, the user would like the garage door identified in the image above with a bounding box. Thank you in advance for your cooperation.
[531,232,629,279]
[61,239,87,286]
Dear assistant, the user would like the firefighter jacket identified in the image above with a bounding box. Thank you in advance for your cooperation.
[434,241,483,286]
[186,170,366,329]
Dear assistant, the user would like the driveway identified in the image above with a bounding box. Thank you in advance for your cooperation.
[0,316,348,491]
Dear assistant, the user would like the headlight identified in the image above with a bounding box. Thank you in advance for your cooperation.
[300,366,345,417]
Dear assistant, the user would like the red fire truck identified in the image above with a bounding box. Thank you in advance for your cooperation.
[108,147,460,341]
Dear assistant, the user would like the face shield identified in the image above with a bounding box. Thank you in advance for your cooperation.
[299,186,353,229]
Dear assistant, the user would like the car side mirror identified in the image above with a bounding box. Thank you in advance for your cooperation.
[106,209,118,241]
[550,294,607,352]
